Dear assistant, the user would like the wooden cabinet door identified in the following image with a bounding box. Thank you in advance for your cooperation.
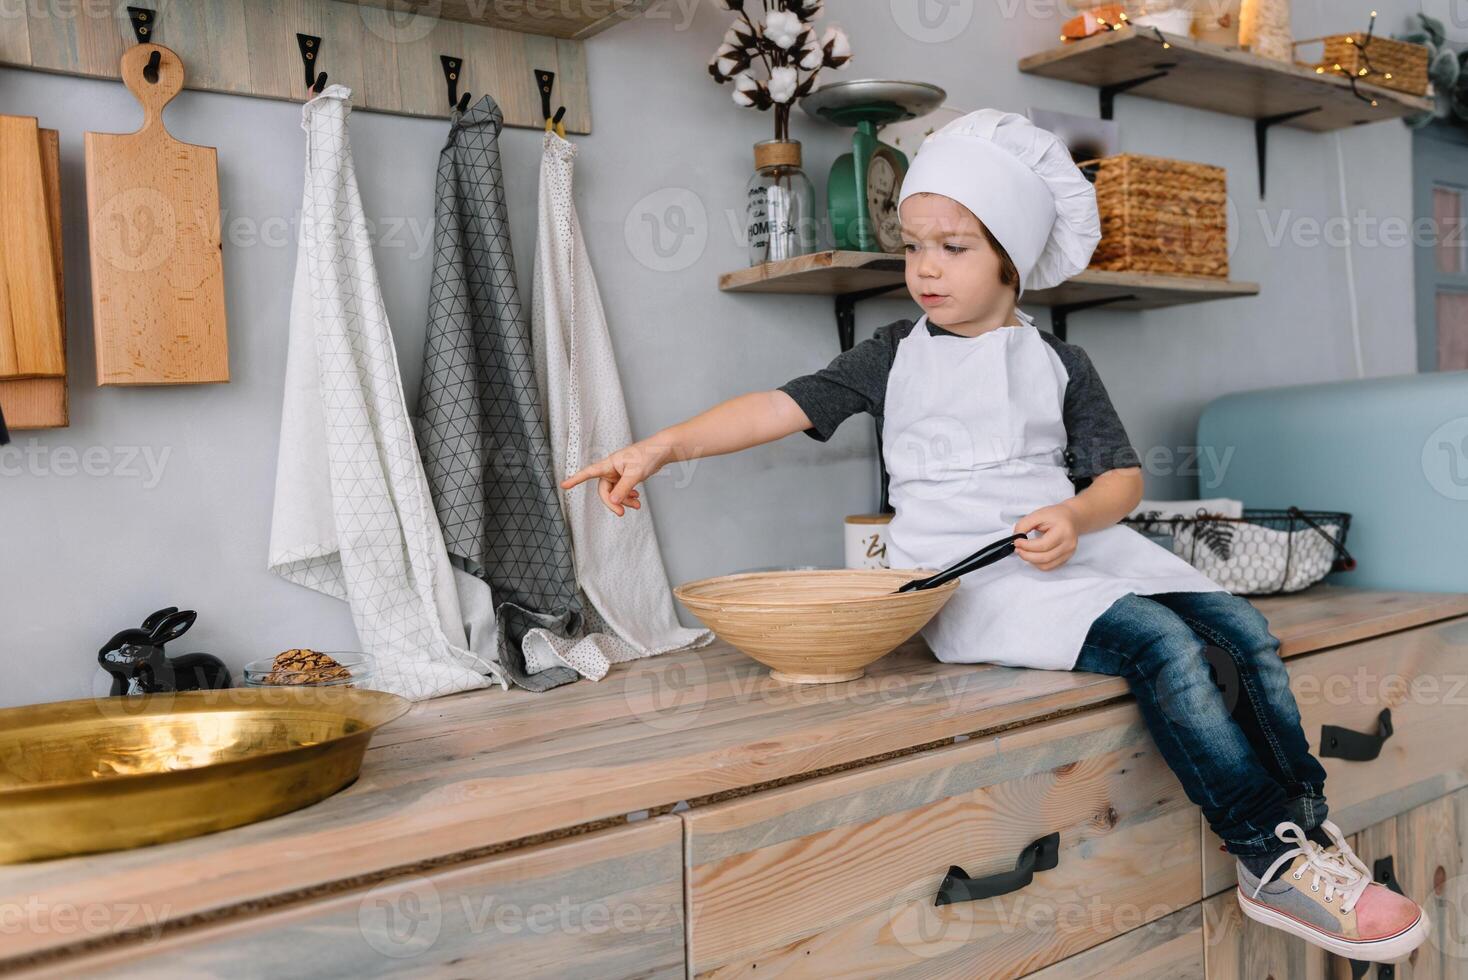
[1204,618,1468,897]
[1204,887,1334,979]
[12,818,686,979]
[1343,788,1468,979]
[682,700,1202,978]
[1026,902,1205,979]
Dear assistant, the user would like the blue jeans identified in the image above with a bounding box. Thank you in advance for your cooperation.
[1073,591,1329,858]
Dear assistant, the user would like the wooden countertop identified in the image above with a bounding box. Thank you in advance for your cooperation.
[3,586,1466,968]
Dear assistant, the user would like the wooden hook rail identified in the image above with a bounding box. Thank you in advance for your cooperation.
[2,0,592,133]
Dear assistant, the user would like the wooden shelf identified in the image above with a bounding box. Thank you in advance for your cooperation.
[720,251,1258,309]
[720,251,1258,345]
[1018,28,1433,130]
[720,250,906,296]
[1025,268,1260,309]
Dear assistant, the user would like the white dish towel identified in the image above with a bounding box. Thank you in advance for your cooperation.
[524,133,711,680]
[268,86,504,700]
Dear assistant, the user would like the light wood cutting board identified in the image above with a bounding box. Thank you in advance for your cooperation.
[0,114,65,380]
[0,127,67,429]
[85,43,228,386]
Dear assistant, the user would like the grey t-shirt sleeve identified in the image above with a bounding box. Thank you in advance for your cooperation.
[777,320,912,442]
[1047,339,1142,481]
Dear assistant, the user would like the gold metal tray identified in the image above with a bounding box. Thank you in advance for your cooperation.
[0,686,411,864]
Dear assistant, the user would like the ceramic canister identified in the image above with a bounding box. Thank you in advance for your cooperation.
[844,513,894,569]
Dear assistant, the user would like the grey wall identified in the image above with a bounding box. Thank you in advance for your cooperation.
[0,0,1452,707]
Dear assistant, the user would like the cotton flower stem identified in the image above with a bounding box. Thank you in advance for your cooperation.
[738,8,775,74]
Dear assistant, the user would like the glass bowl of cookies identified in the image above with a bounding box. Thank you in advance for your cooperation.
[242,649,375,689]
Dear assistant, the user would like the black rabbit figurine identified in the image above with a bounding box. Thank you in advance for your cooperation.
[98,607,233,696]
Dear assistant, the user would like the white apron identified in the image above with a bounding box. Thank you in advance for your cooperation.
[882,311,1227,670]
[268,87,504,700]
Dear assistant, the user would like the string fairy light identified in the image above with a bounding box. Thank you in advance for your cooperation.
[1292,10,1393,108]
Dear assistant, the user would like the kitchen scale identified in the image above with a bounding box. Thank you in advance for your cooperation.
[801,79,947,253]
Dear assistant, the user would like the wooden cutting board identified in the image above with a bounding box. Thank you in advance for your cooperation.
[85,43,228,386]
[0,127,67,429]
[0,115,65,380]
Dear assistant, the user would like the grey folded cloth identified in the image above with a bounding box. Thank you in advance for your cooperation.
[415,95,582,692]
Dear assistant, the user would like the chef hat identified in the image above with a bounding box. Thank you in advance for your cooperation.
[898,109,1100,295]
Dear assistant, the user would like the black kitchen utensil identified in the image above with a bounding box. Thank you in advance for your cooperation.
[894,532,1027,594]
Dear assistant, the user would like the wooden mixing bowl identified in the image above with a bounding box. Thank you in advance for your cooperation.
[673,568,959,684]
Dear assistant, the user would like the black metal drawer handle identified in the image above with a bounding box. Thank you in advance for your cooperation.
[935,831,1060,906]
[1320,708,1393,762]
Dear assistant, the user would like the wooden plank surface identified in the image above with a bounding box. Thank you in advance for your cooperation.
[347,0,649,40]
[1202,881,1333,978]
[0,116,65,379]
[0,128,67,428]
[85,44,229,386]
[1202,613,1468,896]
[1019,29,1432,131]
[6,0,593,133]
[1027,902,1204,979]
[682,699,1201,976]
[0,586,1464,968]
[12,817,686,980]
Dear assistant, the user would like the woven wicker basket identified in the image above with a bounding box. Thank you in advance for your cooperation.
[1314,34,1430,96]
[1084,154,1230,279]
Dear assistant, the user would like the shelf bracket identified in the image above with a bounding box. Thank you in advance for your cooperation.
[1254,106,1321,198]
[834,283,904,352]
[1049,293,1136,341]
[1099,70,1170,121]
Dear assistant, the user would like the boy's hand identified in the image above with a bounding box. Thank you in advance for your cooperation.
[1013,504,1078,571]
[561,442,672,517]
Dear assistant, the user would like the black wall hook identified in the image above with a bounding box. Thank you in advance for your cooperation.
[127,5,160,81]
[297,33,327,93]
[127,6,154,44]
[535,69,555,121]
[441,55,470,112]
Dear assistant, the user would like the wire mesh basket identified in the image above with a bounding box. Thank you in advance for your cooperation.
[1121,506,1356,596]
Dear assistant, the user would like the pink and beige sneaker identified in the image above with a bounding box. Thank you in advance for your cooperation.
[1236,820,1430,962]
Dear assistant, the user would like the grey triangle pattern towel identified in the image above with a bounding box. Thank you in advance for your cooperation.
[415,95,581,693]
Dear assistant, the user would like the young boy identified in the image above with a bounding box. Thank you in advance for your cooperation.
[562,110,1428,961]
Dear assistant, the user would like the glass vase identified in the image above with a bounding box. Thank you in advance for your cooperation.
[746,140,817,266]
